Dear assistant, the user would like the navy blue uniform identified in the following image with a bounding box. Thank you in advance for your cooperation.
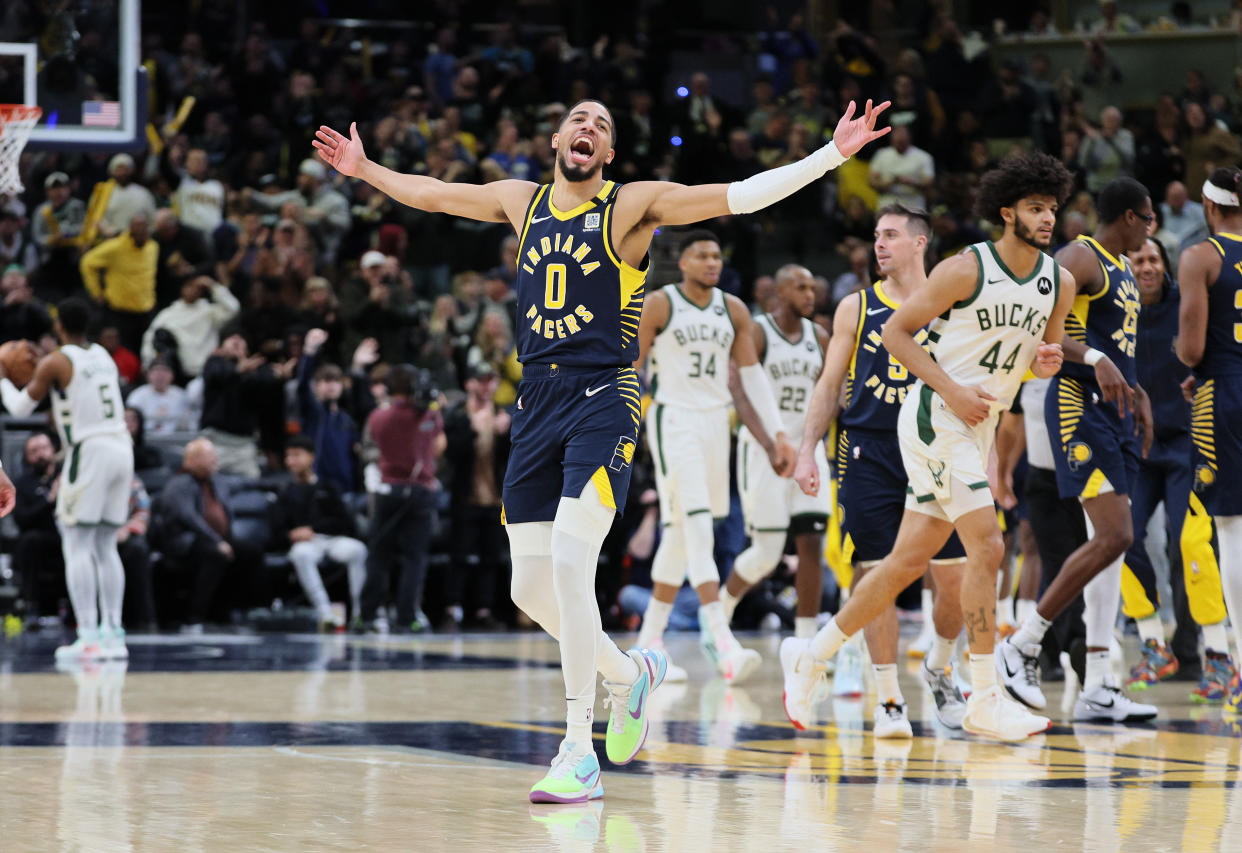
[501,181,648,524]
[1191,232,1242,515]
[836,283,965,562]
[1048,236,1142,500]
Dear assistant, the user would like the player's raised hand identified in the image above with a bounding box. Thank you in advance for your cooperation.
[830,99,893,158]
[1093,356,1134,419]
[793,448,820,496]
[1032,342,1063,378]
[947,384,997,427]
[313,122,366,177]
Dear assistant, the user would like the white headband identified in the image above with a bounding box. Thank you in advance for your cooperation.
[1203,179,1239,207]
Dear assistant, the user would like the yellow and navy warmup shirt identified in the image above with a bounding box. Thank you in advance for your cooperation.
[1190,231,1242,515]
[515,180,647,367]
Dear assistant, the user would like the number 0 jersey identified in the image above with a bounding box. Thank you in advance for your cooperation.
[1197,231,1242,378]
[924,242,1060,416]
[840,282,928,432]
[52,343,127,447]
[1060,235,1141,387]
[755,313,823,443]
[650,284,735,410]
[515,180,648,367]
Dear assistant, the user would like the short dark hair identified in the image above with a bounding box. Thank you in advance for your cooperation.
[287,434,315,454]
[678,229,720,255]
[559,99,616,146]
[875,204,932,239]
[1096,176,1150,225]
[56,297,93,336]
[1206,166,1242,214]
[972,151,1074,224]
[314,363,344,383]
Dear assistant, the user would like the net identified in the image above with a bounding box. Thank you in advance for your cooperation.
[0,105,41,196]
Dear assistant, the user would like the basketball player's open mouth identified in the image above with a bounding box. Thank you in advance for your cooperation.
[569,136,595,165]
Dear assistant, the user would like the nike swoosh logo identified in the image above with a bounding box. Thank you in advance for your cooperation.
[575,768,596,784]
[531,214,553,224]
[1104,264,1116,272]
[1003,658,1020,679]
[628,674,649,720]
[866,308,886,316]
[987,276,1005,284]
[1090,697,1115,709]
[585,384,610,397]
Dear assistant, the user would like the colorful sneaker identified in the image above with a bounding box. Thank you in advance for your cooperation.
[1126,638,1178,690]
[529,741,604,804]
[1225,672,1241,715]
[54,630,101,661]
[603,648,667,765]
[1191,651,1236,704]
[643,637,687,683]
[99,628,129,660]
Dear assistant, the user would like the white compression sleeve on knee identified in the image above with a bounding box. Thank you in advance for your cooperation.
[0,379,38,417]
[732,531,786,586]
[507,522,558,631]
[93,524,125,632]
[683,511,719,588]
[62,526,99,634]
[738,363,786,443]
[1214,515,1242,657]
[1082,553,1123,649]
[727,142,847,214]
[650,521,688,586]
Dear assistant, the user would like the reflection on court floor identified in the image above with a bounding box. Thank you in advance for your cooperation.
[0,632,1238,852]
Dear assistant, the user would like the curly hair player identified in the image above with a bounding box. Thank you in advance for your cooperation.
[781,152,1076,741]
[316,97,891,801]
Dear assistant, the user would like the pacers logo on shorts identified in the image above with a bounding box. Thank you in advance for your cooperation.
[1194,463,1217,492]
[609,436,636,472]
[1067,441,1093,471]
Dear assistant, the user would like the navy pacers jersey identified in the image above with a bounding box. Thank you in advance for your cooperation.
[839,282,929,432]
[1061,235,1141,387]
[1196,232,1242,379]
[515,180,648,367]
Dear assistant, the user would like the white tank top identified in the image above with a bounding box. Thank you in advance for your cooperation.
[52,343,127,447]
[755,313,822,443]
[650,284,735,410]
[923,242,1061,421]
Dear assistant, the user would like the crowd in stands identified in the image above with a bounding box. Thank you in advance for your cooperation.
[0,3,1239,633]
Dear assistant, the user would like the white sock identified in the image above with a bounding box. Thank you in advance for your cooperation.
[94,525,125,633]
[810,616,850,661]
[1135,614,1165,646]
[1015,598,1037,626]
[996,595,1015,627]
[969,653,997,692]
[1203,620,1231,657]
[638,596,674,648]
[795,616,818,639]
[919,587,934,632]
[874,663,902,703]
[566,696,594,746]
[927,633,956,672]
[1012,612,1052,649]
[700,601,730,644]
[1084,650,1110,689]
[720,588,741,622]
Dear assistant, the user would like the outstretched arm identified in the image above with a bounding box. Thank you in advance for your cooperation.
[794,293,860,495]
[313,122,537,227]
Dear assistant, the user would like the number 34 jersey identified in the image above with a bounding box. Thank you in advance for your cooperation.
[650,284,735,411]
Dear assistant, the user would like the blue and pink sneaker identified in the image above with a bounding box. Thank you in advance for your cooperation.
[529,742,604,804]
[604,647,668,765]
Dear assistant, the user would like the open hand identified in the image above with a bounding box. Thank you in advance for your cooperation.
[831,99,893,158]
[313,122,366,178]
[304,328,329,357]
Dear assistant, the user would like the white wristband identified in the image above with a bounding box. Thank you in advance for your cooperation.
[1084,348,1105,367]
[727,141,848,215]
[738,363,785,441]
[0,378,37,418]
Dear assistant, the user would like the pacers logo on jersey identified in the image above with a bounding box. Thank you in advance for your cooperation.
[1067,441,1093,471]
[1194,463,1217,491]
[609,436,636,472]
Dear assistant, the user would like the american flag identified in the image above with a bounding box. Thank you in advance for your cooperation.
[82,101,121,127]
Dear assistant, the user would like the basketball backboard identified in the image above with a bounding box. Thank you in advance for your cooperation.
[0,0,143,151]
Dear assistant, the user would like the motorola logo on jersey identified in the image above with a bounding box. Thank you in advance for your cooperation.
[1037,276,1052,295]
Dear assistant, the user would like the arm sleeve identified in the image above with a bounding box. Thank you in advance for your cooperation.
[727,142,847,215]
[0,379,39,417]
[737,363,786,440]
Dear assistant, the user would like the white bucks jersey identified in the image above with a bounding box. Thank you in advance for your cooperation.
[925,241,1059,417]
[757,313,823,442]
[650,284,735,410]
[52,343,127,447]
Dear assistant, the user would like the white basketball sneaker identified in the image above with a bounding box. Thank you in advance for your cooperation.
[54,630,102,661]
[962,684,1052,741]
[1073,680,1158,723]
[644,638,687,683]
[920,660,967,729]
[99,628,129,660]
[873,699,913,739]
[714,635,762,685]
[780,637,825,730]
[996,637,1047,710]
[832,641,864,697]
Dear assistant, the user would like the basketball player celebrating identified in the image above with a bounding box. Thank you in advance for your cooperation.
[0,298,134,662]
[781,153,1075,741]
[723,263,830,643]
[316,97,891,801]
[1178,166,1242,714]
[791,205,969,736]
[998,177,1158,724]
[634,230,794,685]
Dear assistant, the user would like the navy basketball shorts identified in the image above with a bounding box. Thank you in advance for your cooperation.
[1047,375,1139,501]
[501,363,642,524]
[836,427,966,564]
[1191,375,1242,516]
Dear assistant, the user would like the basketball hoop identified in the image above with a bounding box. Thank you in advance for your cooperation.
[0,104,42,196]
